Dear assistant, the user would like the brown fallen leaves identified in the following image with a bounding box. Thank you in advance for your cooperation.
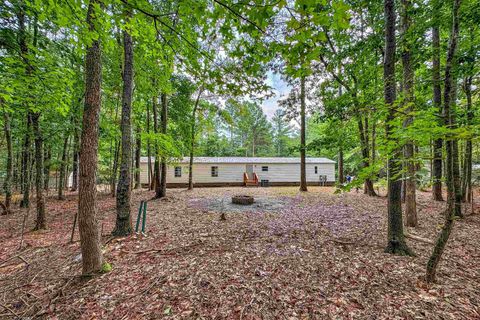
[0,187,479,319]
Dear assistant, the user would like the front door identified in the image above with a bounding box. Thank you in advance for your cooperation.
[246,164,253,178]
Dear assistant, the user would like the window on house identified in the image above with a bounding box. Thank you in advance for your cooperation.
[315,166,318,174]
[262,166,268,172]
[174,166,182,177]
[211,166,218,177]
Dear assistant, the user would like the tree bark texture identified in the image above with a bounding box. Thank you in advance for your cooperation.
[383,0,413,256]
[113,14,134,237]
[78,0,104,275]
[32,112,46,230]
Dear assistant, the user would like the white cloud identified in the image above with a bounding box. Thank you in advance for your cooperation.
[261,71,291,119]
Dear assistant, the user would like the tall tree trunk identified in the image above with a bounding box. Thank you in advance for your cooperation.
[188,89,203,190]
[158,93,167,198]
[58,134,69,200]
[113,12,134,237]
[432,20,444,201]
[401,0,417,227]
[383,0,413,256]
[134,127,141,189]
[153,93,161,196]
[32,113,46,230]
[462,76,473,202]
[3,111,13,214]
[426,0,461,283]
[78,0,104,275]
[299,75,307,192]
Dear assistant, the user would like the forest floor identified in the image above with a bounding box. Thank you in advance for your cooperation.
[0,186,479,319]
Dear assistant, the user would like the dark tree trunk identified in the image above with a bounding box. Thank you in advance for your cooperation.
[147,97,153,190]
[383,0,413,256]
[31,112,46,230]
[78,0,104,275]
[71,128,79,191]
[356,116,376,196]
[426,0,461,283]
[462,77,473,202]
[20,115,32,208]
[110,140,120,197]
[159,93,167,198]
[14,147,20,192]
[134,127,141,189]
[338,146,344,185]
[3,111,13,214]
[153,93,161,196]
[299,76,307,192]
[432,20,443,201]
[450,82,462,218]
[401,0,417,227]
[58,134,69,200]
[113,13,134,237]
[17,1,35,209]
[44,146,51,192]
[188,89,203,190]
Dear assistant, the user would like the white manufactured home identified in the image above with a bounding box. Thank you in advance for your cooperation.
[140,157,336,187]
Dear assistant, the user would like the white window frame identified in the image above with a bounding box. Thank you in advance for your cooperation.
[262,166,268,172]
[314,166,318,174]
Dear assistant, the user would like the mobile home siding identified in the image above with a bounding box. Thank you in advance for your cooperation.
[139,157,335,187]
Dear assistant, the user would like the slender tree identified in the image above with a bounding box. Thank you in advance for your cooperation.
[134,127,141,189]
[384,0,413,255]
[401,0,417,227]
[158,92,168,198]
[32,112,46,230]
[299,75,307,192]
[153,92,161,197]
[431,5,444,202]
[58,134,69,200]
[461,76,473,202]
[188,88,203,190]
[113,9,134,236]
[78,0,104,274]
[426,0,462,283]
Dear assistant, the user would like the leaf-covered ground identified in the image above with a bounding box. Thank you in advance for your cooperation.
[0,187,479,319]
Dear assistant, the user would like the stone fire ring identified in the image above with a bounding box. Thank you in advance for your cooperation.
[232,195,255,205]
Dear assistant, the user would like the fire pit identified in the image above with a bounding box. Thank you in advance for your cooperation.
[232,195,254,205]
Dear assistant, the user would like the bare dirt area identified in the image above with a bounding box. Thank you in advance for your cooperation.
[0,187,479,319]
